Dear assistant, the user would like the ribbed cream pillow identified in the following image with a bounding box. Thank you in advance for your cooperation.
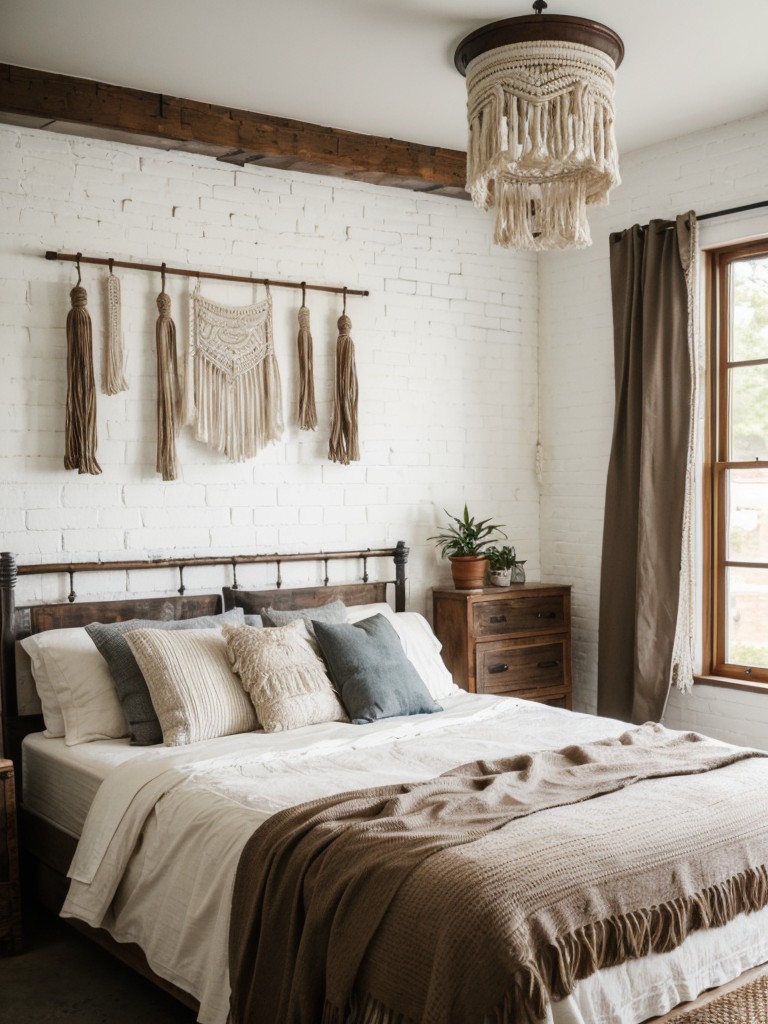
[223,621,347,732]
[124,627,257,746]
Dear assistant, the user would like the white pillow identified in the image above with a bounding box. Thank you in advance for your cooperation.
[18,636,66,737]
[20,627,128,745]
[345,605,459,700]
[124,627,258,746]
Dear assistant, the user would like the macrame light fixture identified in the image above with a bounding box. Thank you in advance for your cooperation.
[455,0,624,251]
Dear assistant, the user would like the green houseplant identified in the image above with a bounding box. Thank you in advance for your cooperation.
[485,545,527,587]
[428,505,506,590]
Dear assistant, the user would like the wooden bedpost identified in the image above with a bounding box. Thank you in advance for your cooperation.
[0,552,18,761]
[393,541,409,612]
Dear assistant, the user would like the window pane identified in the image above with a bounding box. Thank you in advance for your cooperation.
[731,256,768,362]
[729,364,768,460]
[727,467,768,561]
[725,567,768,669]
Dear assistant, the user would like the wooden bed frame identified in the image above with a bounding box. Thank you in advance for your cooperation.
[1,541,766,1023]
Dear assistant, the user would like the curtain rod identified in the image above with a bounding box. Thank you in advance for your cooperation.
[44,251,369,298]
[697,200,768,222]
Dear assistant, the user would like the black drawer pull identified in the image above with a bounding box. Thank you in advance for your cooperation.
[489,614,507,624]
[488,663,509,674]
[536,611,557,619]
[537,660,560,669]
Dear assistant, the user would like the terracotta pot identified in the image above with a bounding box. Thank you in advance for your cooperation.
[449,555,488,590]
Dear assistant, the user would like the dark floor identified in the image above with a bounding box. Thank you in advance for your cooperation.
[0,904,198,1024]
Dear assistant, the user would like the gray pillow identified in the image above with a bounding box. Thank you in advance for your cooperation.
[261,599,347,638]
[313,614,442,725]
[85,608,245,745]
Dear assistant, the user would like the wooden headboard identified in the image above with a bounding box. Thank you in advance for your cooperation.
[0,543,409,769]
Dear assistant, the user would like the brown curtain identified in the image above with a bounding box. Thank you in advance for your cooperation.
[597,214,696,724]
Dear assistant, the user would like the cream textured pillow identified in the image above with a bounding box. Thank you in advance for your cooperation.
[223,621,347,733]
[20,627,128,744]
[124,628,257,746]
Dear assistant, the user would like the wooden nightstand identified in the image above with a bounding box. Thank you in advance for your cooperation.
[432,584,572,708]
[0,759,22,955]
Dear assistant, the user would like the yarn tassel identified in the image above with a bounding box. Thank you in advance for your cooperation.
[297,304,317,430]
[64,285,101,475]
[155,291,181,481]
[103,271,128,394]
[328,312,359,464]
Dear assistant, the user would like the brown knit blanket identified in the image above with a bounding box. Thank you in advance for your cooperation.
[228,724,768,1024]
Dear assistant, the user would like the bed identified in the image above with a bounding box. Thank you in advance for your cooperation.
[1,545,768,1024]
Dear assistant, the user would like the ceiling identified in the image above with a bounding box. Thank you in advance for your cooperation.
[4,0,768,156]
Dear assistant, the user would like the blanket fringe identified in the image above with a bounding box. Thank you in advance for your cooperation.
[338,866,768,1024]
[539,864,768,1006]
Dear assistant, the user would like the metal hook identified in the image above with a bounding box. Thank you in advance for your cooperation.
[231,560,239,590]
[67,569,76,604]
[108,257,114,276]
[301,281,306,306]
[265,278,271,299]
[178,565,185,596]
[342,286,347,314]
[161,261,166,292]
[75,253,82,286]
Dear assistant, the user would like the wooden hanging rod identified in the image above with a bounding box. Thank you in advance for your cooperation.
[44,251,370,298]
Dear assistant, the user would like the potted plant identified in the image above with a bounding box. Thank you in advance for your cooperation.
[486,545,527,587]
[428,505,506,590]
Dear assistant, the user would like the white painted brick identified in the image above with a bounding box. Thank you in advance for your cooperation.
[0,122,540,660]
[28,508,98,530]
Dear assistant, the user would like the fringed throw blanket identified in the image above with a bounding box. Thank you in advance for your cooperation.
[186,290,283,462]
[229,724,768,1024]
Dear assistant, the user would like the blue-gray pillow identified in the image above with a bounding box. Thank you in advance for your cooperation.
[85,608,245,745]
[261,599,347,638]
[313,614,442,725]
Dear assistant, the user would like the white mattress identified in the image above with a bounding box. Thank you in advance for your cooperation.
[22,732,144,836]
[51,692,768,1024]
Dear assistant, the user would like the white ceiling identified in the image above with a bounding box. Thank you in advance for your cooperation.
[4,0,768,156]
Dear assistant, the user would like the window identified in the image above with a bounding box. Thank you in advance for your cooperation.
[706,238,768,685]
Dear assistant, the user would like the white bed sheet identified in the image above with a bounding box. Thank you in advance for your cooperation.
[47,693,768,1024]
[22,732,144,836]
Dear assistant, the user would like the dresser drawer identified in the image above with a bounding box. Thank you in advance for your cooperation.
[473,593,566,639]
[476,638,568,697]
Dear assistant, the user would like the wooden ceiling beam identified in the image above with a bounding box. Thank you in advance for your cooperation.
[0,64,468,198]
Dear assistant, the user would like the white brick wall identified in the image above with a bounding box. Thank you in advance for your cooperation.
[0,125,540,614]
[539,109,768,747]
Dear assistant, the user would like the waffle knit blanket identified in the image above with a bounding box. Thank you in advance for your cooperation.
[228,723,768,1024]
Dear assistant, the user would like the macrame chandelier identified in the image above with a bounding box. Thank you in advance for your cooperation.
[455,1,624,251]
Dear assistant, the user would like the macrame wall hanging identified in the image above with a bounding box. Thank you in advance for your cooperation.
[296,284,317,431]
[103,259,128,395]
[155,265,182,482]
[64,257,101,475]
[186,285,283,463]
[49,251,369,474]
[328,289,360,465]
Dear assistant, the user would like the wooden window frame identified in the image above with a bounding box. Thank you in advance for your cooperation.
[703,237,768,688]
